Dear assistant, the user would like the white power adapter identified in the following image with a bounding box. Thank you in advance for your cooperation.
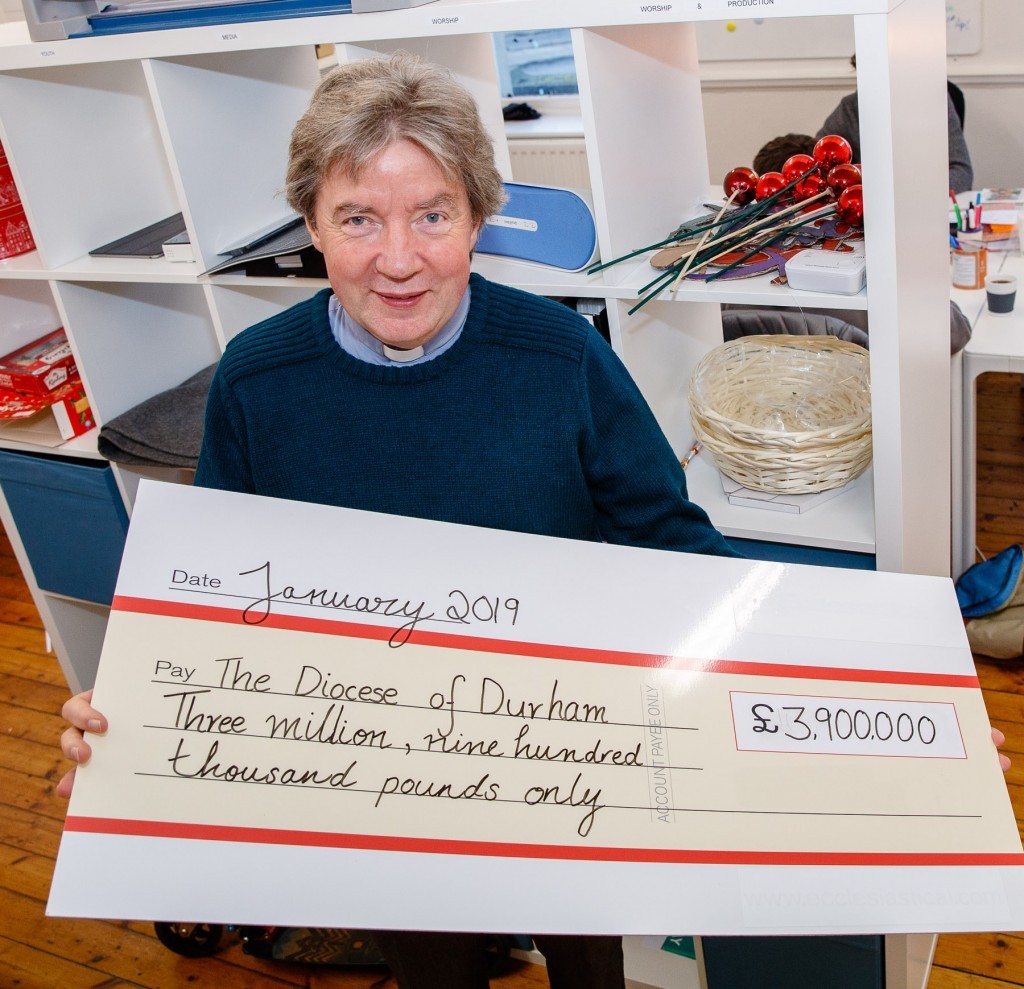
[785,249,867,295]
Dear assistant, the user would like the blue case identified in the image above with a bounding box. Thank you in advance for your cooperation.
[0,451,129,605]
[475,183,598,271]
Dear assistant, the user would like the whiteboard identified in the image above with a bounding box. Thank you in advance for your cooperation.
[695,6,982,61]
[947,0,982,55]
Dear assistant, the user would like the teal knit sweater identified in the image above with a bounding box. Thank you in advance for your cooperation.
[195,274,734,558]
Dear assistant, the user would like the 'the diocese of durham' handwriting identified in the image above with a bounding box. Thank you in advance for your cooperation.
[149,657,634,839]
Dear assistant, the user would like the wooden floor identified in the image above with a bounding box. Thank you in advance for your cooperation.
[4,372,1024,987]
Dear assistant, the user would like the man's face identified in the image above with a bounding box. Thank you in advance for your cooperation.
[306,139,480,350]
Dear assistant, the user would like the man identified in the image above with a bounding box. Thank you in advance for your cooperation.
[817,56,973,194]
[59,51,737,989]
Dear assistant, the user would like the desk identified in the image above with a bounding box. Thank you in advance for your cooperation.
[957,251,1024,577]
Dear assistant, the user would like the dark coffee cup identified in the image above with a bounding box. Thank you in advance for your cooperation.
[986,275,1017,314]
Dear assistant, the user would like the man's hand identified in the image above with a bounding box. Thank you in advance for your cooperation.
[57,689,107,799]
[992,726,1011,773]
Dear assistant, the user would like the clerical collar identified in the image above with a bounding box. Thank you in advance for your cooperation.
[382,342,425,362]
[329,287,471,367]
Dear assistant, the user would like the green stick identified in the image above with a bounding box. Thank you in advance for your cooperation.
[588,169,812,276]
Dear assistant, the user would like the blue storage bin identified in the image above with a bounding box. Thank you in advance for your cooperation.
[728,536,876,571]
[702,935,884,988]
[0,451,129,605]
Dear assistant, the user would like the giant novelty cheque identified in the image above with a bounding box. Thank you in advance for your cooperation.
[48,481,1024,935]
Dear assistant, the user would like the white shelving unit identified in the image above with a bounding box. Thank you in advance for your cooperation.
[0,2,951,984]
[0,0,950,689]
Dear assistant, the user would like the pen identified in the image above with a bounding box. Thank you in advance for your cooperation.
[953,201,963,230]
[950,234,961,249]
[680,440,702,470]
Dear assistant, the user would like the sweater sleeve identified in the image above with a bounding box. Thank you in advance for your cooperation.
[193,366,256,494]
[946,93,974,194]
[577,334,739,558]
[818,91,973,194]
[816,92,861,164]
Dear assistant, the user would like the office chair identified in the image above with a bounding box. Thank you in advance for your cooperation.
[721,306,869,349]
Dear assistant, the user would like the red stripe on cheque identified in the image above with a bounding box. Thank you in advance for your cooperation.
[64,816,1024,866]
[111,595,980,689]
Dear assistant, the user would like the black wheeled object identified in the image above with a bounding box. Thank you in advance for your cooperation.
[153,921,225,958]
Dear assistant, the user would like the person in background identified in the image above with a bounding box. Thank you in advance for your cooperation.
[737,131,975,355]
[817,54,973,194]
[752,132,815,177]
[57,50,739,989]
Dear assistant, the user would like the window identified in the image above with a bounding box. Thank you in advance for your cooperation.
[493,29,579,98]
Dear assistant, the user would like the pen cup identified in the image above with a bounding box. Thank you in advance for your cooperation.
[986,273,1017,314]
[951,244,987,290]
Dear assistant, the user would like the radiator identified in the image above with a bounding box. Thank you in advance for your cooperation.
[507,138,590,191]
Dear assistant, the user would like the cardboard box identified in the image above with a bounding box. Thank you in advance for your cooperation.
[0,328,77,397]
[0,375,94,446]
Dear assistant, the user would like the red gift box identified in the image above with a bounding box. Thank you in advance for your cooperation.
[0,328,77,397]
[0,141,35,260]
[0,374,94,441]
[0,202,35,259]
[0,159,21,208]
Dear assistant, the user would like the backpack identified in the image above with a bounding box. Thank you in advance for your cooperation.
[955,544,1024,659]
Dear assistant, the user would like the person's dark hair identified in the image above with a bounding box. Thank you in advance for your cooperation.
[287,51,506,226]
[752,133,817,175]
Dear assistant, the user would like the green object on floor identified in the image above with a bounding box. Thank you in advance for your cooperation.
[661,936,696,959]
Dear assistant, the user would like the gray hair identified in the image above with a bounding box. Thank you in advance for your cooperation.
[286,51,506,225]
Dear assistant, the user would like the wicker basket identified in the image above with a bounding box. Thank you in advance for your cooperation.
[688,334,872,494]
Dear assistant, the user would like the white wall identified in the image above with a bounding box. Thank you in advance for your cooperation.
[953,0,1024,190]
[699,0,1024,191]
[0,0,24,27]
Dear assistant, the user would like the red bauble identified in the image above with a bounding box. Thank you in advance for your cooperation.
[836,184,865,227]
[826,163,862,195]
[781,154,816,184]
[813,134,854,171]
[723,166,758,203]
[794,172,828,201]
[754,171,786,200]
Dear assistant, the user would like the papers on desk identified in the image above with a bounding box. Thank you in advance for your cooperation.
[980,189,1023,248]
[980,188,1024,206]
[952,191,1023,255]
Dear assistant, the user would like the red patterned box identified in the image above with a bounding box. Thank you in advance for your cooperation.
[0,142,34,259]
[0,328,77,397]
[0,375,94,441]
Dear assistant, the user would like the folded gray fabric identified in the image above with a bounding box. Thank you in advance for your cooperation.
[722,300,972,355]
[98,362,217,469]
[721,305,870,349]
